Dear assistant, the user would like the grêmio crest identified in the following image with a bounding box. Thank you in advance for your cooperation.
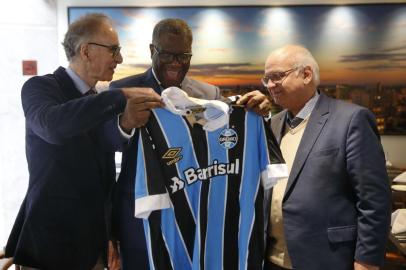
[218,128,238,149]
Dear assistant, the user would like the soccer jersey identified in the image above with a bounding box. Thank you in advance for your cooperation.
[134,106,286,270]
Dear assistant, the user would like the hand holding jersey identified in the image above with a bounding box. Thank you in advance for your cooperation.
[161,86,230,131]
[237,90,272,117]
[119,87,164,131]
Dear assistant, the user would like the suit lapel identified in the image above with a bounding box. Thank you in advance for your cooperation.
[271,110,287,144]
[283,93,330,201]
[145,68,162,95]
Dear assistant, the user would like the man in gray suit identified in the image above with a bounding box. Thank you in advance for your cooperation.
[263,45,391,270]
[110,18,272,270]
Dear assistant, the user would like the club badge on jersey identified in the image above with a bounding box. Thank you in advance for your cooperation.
[218,128,238,149]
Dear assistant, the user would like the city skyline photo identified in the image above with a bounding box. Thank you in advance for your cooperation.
[69,4,406,134]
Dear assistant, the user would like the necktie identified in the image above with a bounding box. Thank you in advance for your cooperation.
[85,88,97,96]
[288,117,303,129]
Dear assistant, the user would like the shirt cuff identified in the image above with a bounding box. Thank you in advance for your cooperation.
[117,114,135,139]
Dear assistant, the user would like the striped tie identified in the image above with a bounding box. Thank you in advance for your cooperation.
[288,117,303,129]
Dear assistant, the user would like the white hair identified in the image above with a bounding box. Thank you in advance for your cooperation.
[268,44,320,87]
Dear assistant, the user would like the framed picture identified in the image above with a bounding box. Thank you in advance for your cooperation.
[69,4,406,134]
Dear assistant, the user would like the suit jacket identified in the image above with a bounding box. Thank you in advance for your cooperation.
[5,67,127,270]
[270,92,391,270]
[109,68,220,250]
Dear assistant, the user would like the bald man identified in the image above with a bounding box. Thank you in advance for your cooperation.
[263,45,391,270]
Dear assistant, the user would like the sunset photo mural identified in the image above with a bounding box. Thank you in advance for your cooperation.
[69,4,406,134]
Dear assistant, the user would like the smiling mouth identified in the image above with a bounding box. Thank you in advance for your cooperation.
[166,70,180,80]
[271,89,282,96]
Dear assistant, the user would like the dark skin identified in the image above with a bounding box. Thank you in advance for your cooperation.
[149,32,271,116]
[149,33,191,88]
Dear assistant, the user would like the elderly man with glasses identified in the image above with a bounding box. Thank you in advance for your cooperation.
[263,44,391,270]
[109,18,273,270]
[4,13,163,270]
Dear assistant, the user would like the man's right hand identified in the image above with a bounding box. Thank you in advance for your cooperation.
[119,87,164,132]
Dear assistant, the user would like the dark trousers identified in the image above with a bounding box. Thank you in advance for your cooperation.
[264,260,290,270]
[20,255,105,270]
[115,193,149,270]
[120,247,149,270]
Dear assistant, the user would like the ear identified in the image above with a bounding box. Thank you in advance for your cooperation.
[79,43,90,61]
[149,44,155,59]
[303,66,313,85]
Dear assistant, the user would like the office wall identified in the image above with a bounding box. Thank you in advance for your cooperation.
[0,0,58,246]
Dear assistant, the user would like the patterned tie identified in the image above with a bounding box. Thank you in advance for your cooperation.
[288,117,303,129]
[85,88,97,96]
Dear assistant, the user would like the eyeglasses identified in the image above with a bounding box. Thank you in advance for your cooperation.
[261,67,299,86]
[153,45,192,64]
[88,42,121,58]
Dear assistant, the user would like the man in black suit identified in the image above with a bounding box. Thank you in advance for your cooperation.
[5,13,163,270]
[110,18,272,270]
[263,45,391,270]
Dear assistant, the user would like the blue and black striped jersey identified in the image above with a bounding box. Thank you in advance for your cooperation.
[134,106,285,270]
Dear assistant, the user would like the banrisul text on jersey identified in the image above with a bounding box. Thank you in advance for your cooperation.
[170,159,240,193]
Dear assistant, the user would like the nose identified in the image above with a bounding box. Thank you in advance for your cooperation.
[171,56,182,66]
[115,51,123,64]
[266,80,277,89]
[264,80,276,96]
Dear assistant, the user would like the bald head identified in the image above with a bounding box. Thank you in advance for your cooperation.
[264,44,320,115]
[265,44,320,87]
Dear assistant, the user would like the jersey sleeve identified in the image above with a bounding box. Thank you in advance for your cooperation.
[258,118,288,190]
[134,127,171,219]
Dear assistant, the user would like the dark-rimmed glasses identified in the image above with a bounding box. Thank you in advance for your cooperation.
[153,45,192,64]
[88,42,121,58]
[261,67,299,86]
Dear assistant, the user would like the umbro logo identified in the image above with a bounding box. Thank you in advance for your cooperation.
[162,147,183,165]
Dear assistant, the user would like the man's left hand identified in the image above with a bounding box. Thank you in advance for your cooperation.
[108,240,121,270]
[354,261,379,270]
[236,90,271,117]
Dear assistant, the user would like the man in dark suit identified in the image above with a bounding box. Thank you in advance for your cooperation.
[110,18,272,270]
[263,44,391,270]
[4,13,163,270]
